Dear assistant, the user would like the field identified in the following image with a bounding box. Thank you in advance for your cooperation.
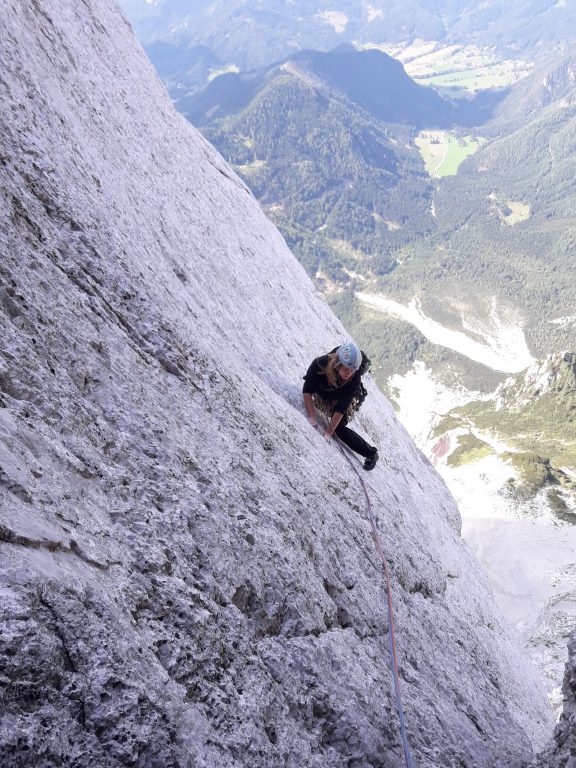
[487,193,531,225]
[368,41,531,96]
[502,201,531,225]
[415,131,484,177]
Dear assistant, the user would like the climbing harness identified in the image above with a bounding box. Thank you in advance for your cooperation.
[338,444,415,768]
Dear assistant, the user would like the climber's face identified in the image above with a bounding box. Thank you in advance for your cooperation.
[338,364,354,382]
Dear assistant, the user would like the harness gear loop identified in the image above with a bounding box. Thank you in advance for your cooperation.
[312,390,366,423]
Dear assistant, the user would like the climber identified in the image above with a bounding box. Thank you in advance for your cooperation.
[303,342,379,471]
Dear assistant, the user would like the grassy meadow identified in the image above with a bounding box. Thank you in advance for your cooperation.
[372,41,531,96]
[415,132,484,177]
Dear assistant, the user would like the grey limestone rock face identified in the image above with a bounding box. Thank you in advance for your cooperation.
[533,633,576,768]
[0,1,554,766]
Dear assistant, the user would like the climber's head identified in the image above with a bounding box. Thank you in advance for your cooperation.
[337,342,361,373]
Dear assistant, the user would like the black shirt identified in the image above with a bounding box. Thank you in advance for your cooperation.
[303,355,362,414]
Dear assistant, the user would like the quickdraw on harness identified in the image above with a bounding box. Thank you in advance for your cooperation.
[338,445,415,768]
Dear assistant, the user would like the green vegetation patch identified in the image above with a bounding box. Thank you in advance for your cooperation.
[449,356,576,471]
[502,201,531,225]
[432,413,464,438]
[422,68,520,93]
[488,194,531,225]
[324,237,368,261]
[447,433,495,467]
[500,451,576,490]
[415,132,484,177]
[502,200,530,227]
[546,488,576,523]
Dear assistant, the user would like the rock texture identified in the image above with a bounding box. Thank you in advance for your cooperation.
[496,352,576,410]
[535,632,576,768]
[0,1,554,766]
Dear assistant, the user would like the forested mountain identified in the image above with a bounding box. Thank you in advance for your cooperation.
[374,77,576,361]
[183,47,449,280]
[487,53,576,132]
[164,40,576,383]
[184,46,456,128]
[120,0,576,77]
[121,0,576,424]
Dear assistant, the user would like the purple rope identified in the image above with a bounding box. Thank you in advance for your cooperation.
[339,445,415,768]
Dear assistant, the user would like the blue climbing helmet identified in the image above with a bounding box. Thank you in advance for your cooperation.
[337,342,362,371]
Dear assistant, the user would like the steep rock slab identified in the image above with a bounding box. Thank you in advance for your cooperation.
[534,633,576,768]
[0,1,553,766]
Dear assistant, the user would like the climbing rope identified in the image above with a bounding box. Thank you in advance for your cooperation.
[338,444,416,768]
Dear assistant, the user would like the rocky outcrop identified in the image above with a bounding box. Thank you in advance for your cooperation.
[496,352,576,410]
[534,632,576,768]
[0,1,554,766]
[432,351,576,493]
[531,57,576,112]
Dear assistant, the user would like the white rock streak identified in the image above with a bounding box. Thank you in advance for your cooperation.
[315,10,349,33]
[358,292,535,373]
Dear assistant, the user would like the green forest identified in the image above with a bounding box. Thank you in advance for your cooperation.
[179,46,576,391]
[199,75,436,282]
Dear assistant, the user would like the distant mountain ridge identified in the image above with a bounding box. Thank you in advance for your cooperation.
[283,45,456,127]
[119,1,576,382]
[120,0,576,73]
[183,45,455,129]
[141,32,576,384]
[490,53,576,130]
[181,45,449,282]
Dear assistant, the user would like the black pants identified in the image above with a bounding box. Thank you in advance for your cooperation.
[334,413,377,458]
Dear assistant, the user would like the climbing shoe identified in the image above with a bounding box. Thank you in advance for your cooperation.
[363,451,379,471]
